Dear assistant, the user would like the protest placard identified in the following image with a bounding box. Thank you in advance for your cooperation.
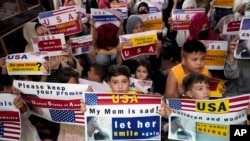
[6,52,50,75]
[214,0,234,8]
[70,34,94,55]
[137,12,162,31]
[13,80,88,125]
[0,94,21,141]
[223,17,242,35]
[84,92,162,140]
[200,40,228,70]
[119,30,157,60]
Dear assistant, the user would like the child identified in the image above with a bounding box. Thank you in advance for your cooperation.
[164,39,212,99]
[134,59,154,93]
[87,63,107,83]
[0,75,41,141]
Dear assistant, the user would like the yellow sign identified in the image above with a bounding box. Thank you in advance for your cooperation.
[209,78,224,98]
[205,50,227,66]
[7,62,44,72]
[143,19,162,31]
[196,122,228,137]
[195,100,229,113]
[214,0,234,8]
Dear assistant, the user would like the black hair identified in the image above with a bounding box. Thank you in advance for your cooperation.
[107,64,130,81]
[87,116,96,123]
[91,63,107,82]
[171,116,180,121]
[34,22,44,32]
[137,2,149,12]
[56,67,79,83]
[182,39,207,57]
[135,59,152,78]
[94,130,110,140]
[0,74,13,92]
[182,72,209,92]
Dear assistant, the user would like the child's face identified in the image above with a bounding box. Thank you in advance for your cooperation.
[135,66,148,80]
[182,52,205,73]
[133,22,144,33]
[187,82,210,100]
[87,67,98,82]
[108,75,130,93]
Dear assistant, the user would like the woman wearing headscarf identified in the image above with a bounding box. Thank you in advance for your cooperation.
[187,12,219,41]
[117,15,165,94]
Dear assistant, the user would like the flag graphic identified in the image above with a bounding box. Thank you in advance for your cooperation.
[137,80,152,87]
[85,93,161,105]
[120,37,132,46]
[104,9,123,18]
[38,7,76,19]
[241,18,250,30]
[172,9,205,14]
[49,109,84,124]
[0,122,20,141]
[167,95,250,112]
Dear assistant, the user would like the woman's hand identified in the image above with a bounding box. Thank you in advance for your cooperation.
[158,103,172,116]
[80,100,87,113]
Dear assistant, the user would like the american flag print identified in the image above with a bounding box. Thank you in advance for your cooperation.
[120,37,132,47]
[85,93,161,105]
[49,109,84,125]
[167,95,250,113]
[104,9,123,18]
[38,7,76,19]
[241,18,250,30]
[137,80,152,87]
[172,8,205,14]
[0,122,20,141]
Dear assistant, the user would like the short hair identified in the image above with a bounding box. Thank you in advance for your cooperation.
[182,72,209,92]
[0,75,13,91]
[182,40,207,57]
[135,59,152,78]
[91,63,107,82]
[107,64,130,81]
[171,116,180,122]
[87,116,96,123]
[94,130,110,140]
[56,67,79,83]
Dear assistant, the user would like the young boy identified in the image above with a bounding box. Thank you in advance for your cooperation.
[87,63,107,83]
[164,39,212,99]
[0,75,41,141]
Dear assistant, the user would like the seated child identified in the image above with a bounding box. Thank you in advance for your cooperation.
[0,75,41,141]
[164,39,212,99]
[87,63,107,83]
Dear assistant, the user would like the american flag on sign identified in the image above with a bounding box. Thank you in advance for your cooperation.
[104,9,123,19]
[49,109,84,125]
[172,9,205,14]
[167,95,250,112]
[241,18,250,30]
[85,93,161,105]
[137,80,152,87]
[38,7,76,19]
[0,122,21,141]
[120,37,132,46]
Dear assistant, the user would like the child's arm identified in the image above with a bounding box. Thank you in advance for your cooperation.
[164,70,179,98]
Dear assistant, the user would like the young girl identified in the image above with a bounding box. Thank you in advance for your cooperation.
[133,59,154,94]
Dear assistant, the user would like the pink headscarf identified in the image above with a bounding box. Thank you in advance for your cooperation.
[187,12,218,41]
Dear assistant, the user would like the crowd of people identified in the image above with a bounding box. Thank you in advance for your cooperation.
[1,0,250,140]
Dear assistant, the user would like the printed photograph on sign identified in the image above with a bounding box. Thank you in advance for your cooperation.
[235,39,250,59]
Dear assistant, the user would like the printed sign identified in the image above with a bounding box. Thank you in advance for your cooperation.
[70,35,94,55]
[84,93,162,140]
[38,6,82,36]
[31,34,67,56]
[172,8,205,30]
[0,94,21,141]
[235,17,250,59]
[209,78,224,98]
[214,0,234,8]
[13,80,88,125]
[223,17,242,35]
[119,30,157,60]
[200,40,228,70]
[138,12,162,31]
[6,52,50,75]
[137,0,163,13]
